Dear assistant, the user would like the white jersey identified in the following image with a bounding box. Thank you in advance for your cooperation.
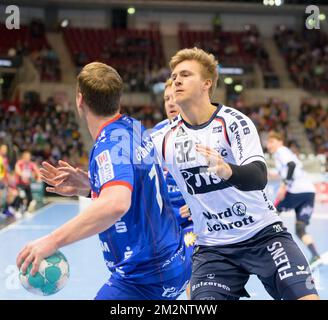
[273,146,315,194]
[151,104,281,246]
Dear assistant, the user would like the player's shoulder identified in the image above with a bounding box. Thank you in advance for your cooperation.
[215,104,255,137]
[153,119,170,132]
[277,146,291,156]
[169,115,183,131]
[218,104,250,122]
[151,116,181,137]
[151,119,170,141]
[276,146,293,160]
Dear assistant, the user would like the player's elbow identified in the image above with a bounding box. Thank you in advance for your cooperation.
[105,197,131,220]
[114,200,131,217]
[257,174,268,190]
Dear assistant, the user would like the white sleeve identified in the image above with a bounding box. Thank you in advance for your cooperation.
[226,112,265,166]
[150,128,166,167]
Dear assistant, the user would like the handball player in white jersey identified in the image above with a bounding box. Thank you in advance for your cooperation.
[267,131,321,266]
[152,47,319,300]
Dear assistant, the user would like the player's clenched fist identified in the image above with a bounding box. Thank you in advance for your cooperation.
[180,204,192,221]
[196,144,233,181]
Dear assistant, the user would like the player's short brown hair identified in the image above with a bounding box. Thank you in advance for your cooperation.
[77,62,123,116]
[169,47,219,97]
[268,130,284,142]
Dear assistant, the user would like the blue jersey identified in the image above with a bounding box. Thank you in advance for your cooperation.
[89,114,186,284]
[153,119,192,229]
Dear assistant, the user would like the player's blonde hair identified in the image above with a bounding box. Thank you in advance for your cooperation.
[169,47,219,97]
[165,78,173,89]
[268,131,284,142]
[77,62,123,116]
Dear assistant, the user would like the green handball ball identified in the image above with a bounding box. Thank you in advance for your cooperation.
[19,251,69,296]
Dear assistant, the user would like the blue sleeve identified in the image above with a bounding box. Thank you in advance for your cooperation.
[93,140,134,192]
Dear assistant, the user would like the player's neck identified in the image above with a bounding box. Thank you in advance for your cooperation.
[180,101,217,126]
[87,112,120,140]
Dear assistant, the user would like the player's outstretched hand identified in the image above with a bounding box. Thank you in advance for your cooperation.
[40,161,90,197]
[17,234,57,276]
[196,144,232,180]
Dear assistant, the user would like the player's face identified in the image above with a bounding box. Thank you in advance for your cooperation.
[22,152,31,162]
[171,60,210,105]
[0,145,7,156]
[164,86,180,120]
[267,138,280,154]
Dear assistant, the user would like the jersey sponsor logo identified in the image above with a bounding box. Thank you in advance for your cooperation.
[203,205,255,232]
[219,148,228,157]
[105,260,115,268]
[232,202,247,216]
[100,241,110,253]
[229,121,238,133]
[135,136,154,162]
[151,129,164,139]
[162,280,189,298]
[224,107,251,136]
[212,126,222,133]
[95,150,114,185]
[243,127,251,135]
[124,246,133,260]
[262,191,276,211]
[184,231,197,247]
[272,224,283,233]
[94,174,100,188]
[176,126,187,137]
[267,241,293,280]
[167,183,181,193]
[115,219,128,233]
[192,281,231,292]
[234,130,244,160]
[162,245,185,268]
[240,120,247,127]
[115,266,125,276]
[180,166,230,194]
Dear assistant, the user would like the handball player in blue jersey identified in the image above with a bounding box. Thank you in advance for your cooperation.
[152,79,195,298]
[17,62,191,300]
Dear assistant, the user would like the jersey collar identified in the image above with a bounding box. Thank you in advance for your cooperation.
[96,113,122,139]
[181,103,222,130]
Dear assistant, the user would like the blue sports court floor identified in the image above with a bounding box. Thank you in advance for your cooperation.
[0,201,327,300]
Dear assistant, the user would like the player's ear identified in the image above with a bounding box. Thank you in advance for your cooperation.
[76,91,83,113]
[203,79,212,94]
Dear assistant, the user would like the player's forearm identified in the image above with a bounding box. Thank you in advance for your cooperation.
[49,198,128,249]
[227,161,267,191]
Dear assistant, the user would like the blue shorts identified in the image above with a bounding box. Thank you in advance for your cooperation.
[190,222,318,300]
[95,268,191,300]
[95,234,193,300]
[276,192,315,225]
